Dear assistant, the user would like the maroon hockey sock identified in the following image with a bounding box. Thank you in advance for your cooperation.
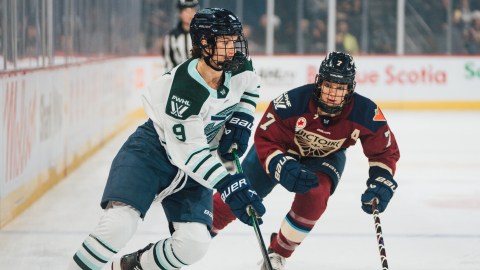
[211,192,236,235]
[270,231,297,258]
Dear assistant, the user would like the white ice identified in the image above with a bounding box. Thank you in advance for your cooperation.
[1,110,479,270]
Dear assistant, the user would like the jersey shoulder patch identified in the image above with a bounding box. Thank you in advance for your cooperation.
[348,93,387,133]
[272,84,314,120]
[166,60,209,120]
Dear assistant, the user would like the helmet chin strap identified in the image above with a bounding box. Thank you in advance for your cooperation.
[318,102,343,116]
[206,57,223,71]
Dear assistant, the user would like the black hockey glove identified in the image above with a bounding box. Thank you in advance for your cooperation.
[268,154,319,193]
[361,168,398,214]
[215,173,266,226]
[218,112,254,161]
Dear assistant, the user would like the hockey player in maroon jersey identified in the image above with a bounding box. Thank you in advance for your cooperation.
[211,51,400,270]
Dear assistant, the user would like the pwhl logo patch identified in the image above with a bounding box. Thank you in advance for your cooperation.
[170,95,190,118]
[373,106,386,121]
[273,93,291,110]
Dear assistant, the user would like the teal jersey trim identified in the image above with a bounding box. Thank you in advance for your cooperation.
[188,59,231,99]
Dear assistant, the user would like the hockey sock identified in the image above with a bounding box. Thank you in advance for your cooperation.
[271,173,332,258]
[140,238,185,270]
[211,192,236,236]
[72,234,118,270]
[140,222,211,269]
[70,203,140,270]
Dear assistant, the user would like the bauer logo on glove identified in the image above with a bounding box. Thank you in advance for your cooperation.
[219,178,247,202]
[218,112,254,160]
[373,176,397,192]
[227,116,253,130]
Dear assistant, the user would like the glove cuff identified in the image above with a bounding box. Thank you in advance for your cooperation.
[213,175,232,190]
[232,111,254,122]
[369,166,393,180]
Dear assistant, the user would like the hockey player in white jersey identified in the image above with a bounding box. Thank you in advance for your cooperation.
[69,8,265,270]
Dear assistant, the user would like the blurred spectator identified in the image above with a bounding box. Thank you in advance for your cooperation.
[452,9,467,54]
[242,24,264,54]
[335,20,359,54]
[25,23,39,57]
[427,0,449,53]
[163,0,198,70]
[337,0,362,39]
[142,0,171,54]
[456,0,474,27]
[305,0,329,19]
[465,10,480,54]
[307,18,327,53]
[274,0,296,53]
[248,13,281,54]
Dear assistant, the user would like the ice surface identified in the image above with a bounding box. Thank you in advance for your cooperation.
[1,111,479,270]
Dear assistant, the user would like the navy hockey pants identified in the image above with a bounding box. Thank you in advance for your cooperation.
[101,119,213,228]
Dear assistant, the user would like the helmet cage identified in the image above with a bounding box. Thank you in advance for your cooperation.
[313,52,356,115]
[190,8,249,72]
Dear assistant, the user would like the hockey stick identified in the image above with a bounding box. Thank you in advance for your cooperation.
[232,149,273,270]
[372,199,389,270]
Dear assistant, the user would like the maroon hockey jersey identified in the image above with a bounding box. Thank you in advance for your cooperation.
[255,84,400,181]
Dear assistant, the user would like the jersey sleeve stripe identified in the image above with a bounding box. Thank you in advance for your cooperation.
[184,147,210,166]
[237,100,256,113]
[243,91,260,98]
[210,172,229,188]
[203,163,222,181]
[193,154,212,173]
[240,98,257,108]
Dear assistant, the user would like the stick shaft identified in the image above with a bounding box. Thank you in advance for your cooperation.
[372,200,389,270]
[232,150,273,270]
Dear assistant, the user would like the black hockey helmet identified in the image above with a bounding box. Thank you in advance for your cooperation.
[190,8,248,72]
[177,0,198,10]
[314,51,356,115]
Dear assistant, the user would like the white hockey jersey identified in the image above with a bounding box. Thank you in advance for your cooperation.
[142,57,260,189]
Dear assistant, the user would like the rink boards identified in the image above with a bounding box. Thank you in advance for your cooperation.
[1,54,479,228]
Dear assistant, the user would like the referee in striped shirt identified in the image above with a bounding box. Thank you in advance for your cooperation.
[163,0,199,70]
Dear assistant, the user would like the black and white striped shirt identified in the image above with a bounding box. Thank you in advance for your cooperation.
[163,22,192,70]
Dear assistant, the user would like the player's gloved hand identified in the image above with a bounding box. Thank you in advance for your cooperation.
[361,171,397,214]
[268,154,319,193]
[218,112,254,161]
[214,173,266,226]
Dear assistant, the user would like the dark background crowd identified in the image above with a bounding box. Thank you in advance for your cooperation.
[142,0,480,55]
[1,0,479,71]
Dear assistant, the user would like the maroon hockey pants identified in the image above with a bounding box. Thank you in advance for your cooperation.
[212,172,332,258]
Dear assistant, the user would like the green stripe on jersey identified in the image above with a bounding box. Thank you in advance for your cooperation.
[185,147,209,166]
[204,163,222,181]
